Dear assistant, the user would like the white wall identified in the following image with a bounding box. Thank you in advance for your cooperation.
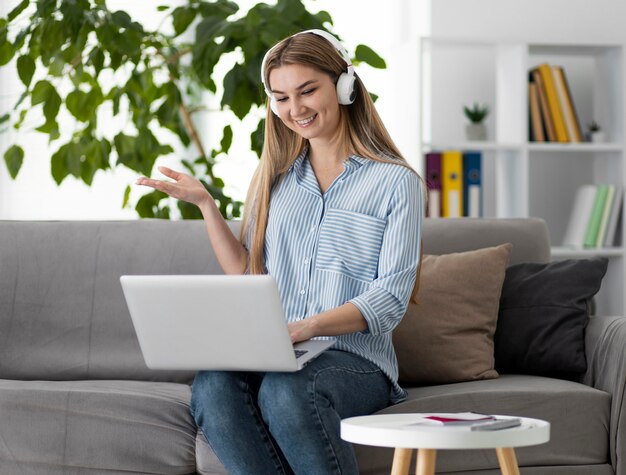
[0,0,429,220]
[431,0,626,43]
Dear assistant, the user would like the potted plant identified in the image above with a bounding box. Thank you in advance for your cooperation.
[587,120,606,143]
[0,0,386,219]
[463,102,489,141]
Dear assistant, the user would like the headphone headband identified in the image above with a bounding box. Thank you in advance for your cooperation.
[260,29,356,114]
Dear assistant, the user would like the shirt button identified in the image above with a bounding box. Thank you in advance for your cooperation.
[300,289,306,295]
[303,257,309,265]
[310,225,316,233]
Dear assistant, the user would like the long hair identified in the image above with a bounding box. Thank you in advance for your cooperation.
[241,31,424,302]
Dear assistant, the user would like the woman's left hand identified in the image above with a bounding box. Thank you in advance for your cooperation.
[288,318,318,344]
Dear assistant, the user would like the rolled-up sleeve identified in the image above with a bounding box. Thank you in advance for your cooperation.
[350,171,423,335]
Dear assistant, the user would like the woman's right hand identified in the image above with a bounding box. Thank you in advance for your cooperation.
[136,166,211,208]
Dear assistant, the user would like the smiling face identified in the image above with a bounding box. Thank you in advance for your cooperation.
[268,63,342,145]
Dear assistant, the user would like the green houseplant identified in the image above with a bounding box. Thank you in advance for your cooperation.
[0,0,386,218]
[463,102,489,141]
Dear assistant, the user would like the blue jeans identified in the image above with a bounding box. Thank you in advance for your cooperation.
[190,350,391,475]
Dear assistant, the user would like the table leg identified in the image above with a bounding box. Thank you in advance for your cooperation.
[496,447,521,475]
[391,448,413,475]
[416,448,437,475]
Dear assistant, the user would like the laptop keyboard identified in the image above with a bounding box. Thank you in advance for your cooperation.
[294,349,308,359]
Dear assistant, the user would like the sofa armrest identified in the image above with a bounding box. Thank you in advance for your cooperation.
[583,315,626,473]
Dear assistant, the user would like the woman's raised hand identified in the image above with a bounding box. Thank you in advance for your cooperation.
[136,166,211,207]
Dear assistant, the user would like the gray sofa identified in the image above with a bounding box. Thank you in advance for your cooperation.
[0,218,624,474]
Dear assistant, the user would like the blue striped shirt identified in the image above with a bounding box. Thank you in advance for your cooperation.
[261,148,423,403]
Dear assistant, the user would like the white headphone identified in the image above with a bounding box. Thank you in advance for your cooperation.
[260,29,357,116]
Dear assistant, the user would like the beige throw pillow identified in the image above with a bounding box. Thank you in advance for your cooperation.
[393,243,513,385]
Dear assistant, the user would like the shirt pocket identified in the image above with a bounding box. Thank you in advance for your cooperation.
[316,208,386,282]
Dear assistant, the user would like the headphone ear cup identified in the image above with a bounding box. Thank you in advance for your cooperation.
[336,72,356,105]
[270,96,279,116]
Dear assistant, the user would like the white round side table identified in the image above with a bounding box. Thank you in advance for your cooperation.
[341,413,550,475]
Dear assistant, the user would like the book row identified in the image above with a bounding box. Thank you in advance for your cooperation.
[528,63,583,143]
[425,151,482,218]
[563,184,623,248]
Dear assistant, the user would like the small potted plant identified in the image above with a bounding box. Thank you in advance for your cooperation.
[587,120,605,143]
[463,102,490,141]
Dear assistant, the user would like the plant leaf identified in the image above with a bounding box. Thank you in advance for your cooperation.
[16,55,35,87]
[122,185,131,208]
[8,0,29,22]
[51,143,70,184]
[31,80,53,105]
[221,63,254,120]
[135,190,169,218]
[4,144,24,179]
[220,125,233,153]
[355,44,386,69]
[0,40,15,66]
[172,6,196,37]
[250,118,264,158]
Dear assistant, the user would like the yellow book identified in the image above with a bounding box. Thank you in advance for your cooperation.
[442,151,463,217]
[536,64,568,142]
[554,66,583,142]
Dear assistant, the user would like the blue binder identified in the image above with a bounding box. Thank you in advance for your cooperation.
[463,152,482,217]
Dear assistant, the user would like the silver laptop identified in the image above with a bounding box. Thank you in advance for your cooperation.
[120,274,335,372]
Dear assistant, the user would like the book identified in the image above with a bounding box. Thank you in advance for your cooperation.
[441,151,463,218]
[604,186,623,247]
[470,418,522,431]
[596,185,616,247]
[532,69,556,142]
[554,65,583,142]
[536,64,568,142]
[413,412,496,426]
[425,152,442,218]
[528,80,545,142]
[462,151,482,217]
[562,185,598,247]
[584,185,610,248]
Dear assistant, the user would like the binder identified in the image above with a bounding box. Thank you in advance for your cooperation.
[462,151,482,217]
[441,151,463,218]
[562,185,597,247]
[584,185,609,248]
[425,152,442,218]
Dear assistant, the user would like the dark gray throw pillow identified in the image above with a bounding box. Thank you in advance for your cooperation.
[494,258,608,377]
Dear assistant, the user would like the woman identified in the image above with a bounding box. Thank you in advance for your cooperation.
[137,29,423,475]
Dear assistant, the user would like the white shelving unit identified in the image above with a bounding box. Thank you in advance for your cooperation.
[419,37,626,315]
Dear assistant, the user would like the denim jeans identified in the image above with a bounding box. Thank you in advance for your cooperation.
[190,349,391,475]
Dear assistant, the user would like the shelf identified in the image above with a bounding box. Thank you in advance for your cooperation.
[551,246,624,258]
[422,142,522,151]
[420,36,625,315]
[422,142,623,153]
[528,143,623,152]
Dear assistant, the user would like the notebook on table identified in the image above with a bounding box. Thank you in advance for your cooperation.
[120,274,335,372]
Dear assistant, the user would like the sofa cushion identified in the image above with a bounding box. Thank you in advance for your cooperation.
[0,379,198,474]
[393,243,512,385]
[495,258,608,377]
[354,375,610,474]
[0,220,229,382]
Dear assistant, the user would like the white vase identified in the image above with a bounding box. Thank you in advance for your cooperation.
[591,131,606,143]
[465,123,487,141]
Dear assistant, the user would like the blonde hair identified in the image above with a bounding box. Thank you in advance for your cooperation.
[241,32,423,302]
